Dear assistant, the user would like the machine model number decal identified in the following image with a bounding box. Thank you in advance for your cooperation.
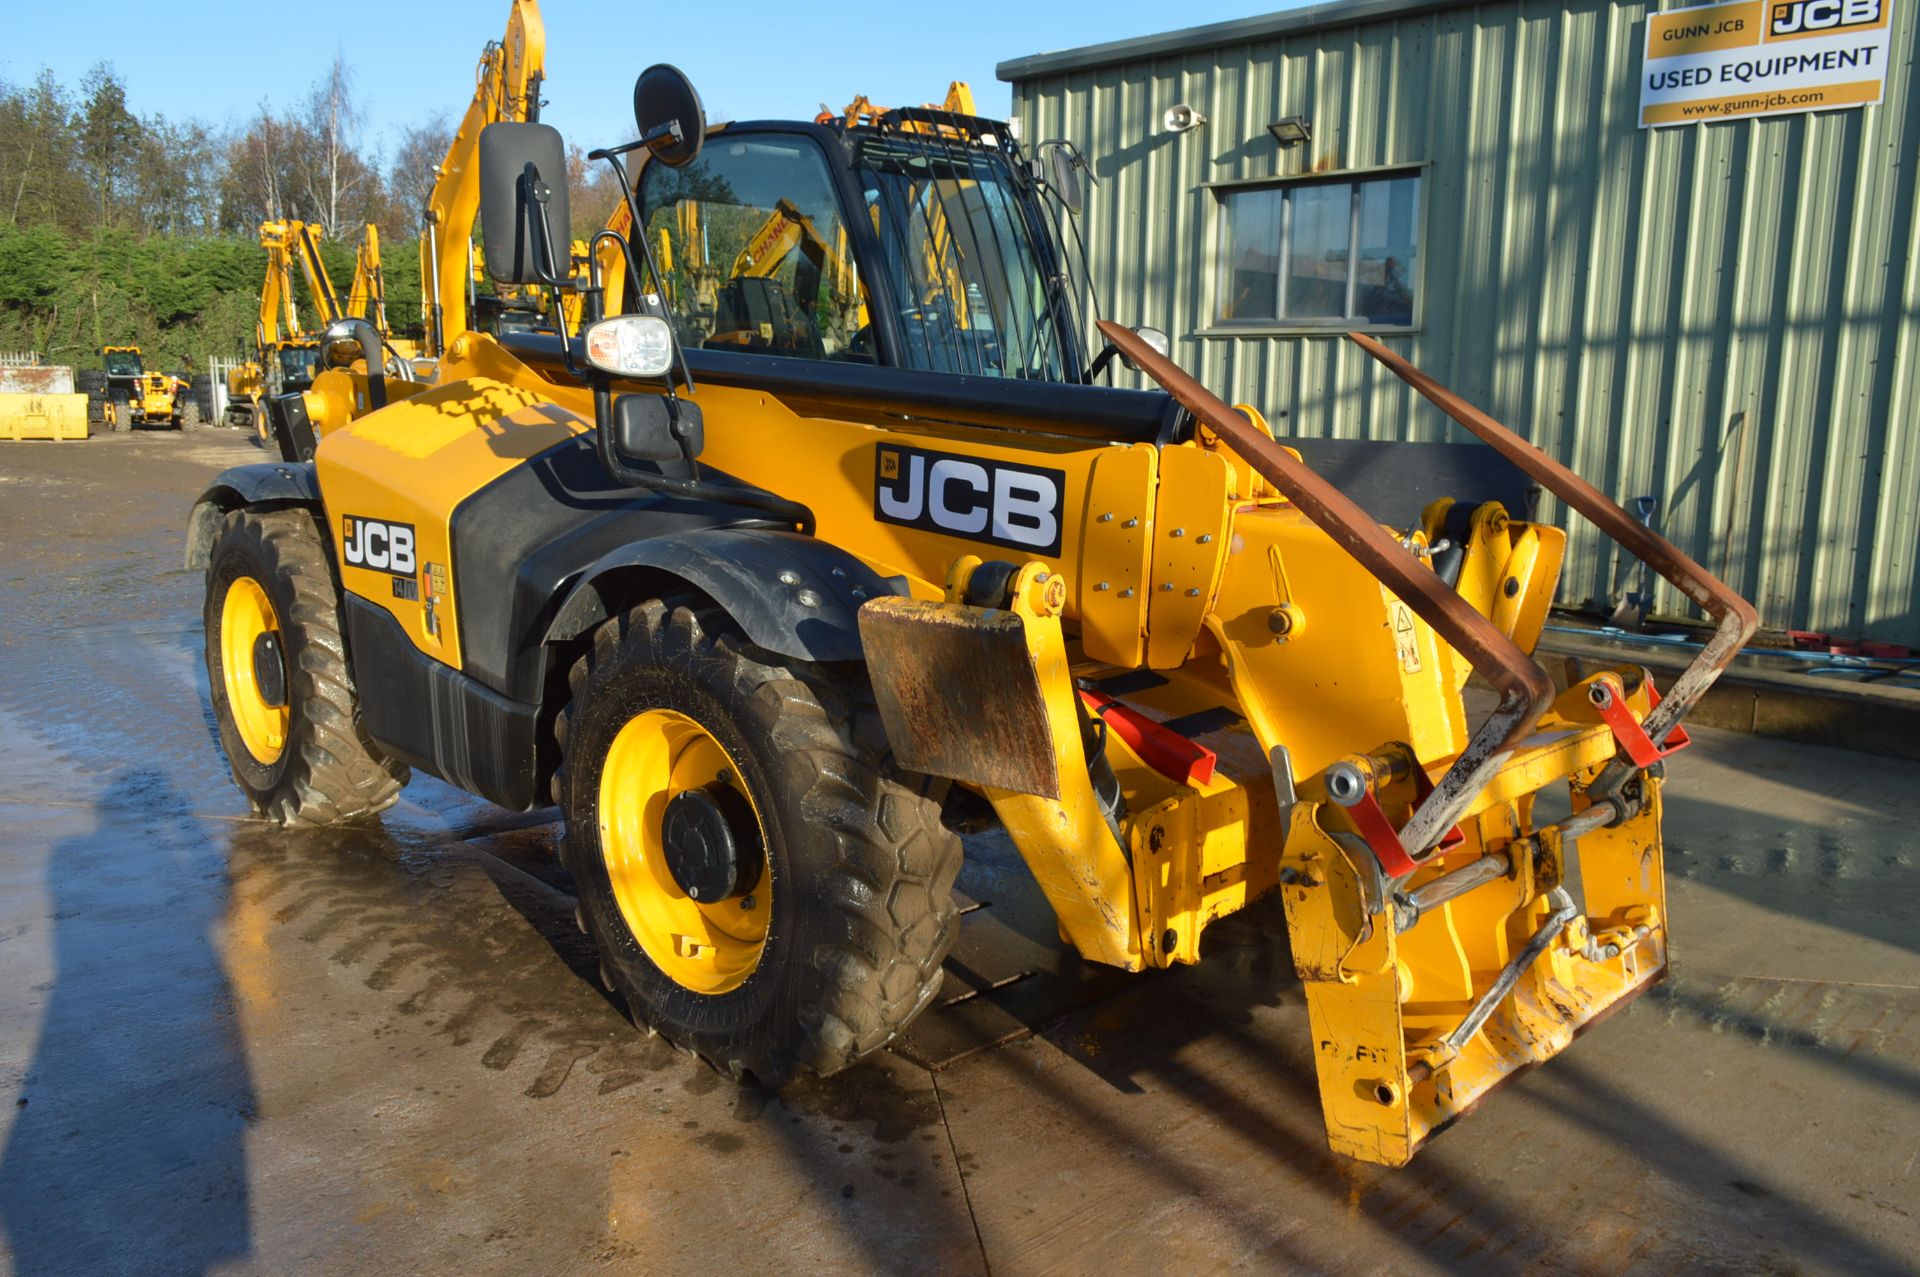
[873,445,1065,555]
[341,515,418,577]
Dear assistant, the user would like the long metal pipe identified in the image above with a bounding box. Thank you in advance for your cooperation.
[1347,332,1758,755]
[1098,321,1555,864]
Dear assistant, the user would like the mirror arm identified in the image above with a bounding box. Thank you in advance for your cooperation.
[586,147,696,395]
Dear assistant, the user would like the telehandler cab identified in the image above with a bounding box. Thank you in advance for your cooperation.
[189,25,1756,1165]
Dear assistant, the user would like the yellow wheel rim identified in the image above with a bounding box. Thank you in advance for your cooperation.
[220,575,289,766]
[599,709,771,995]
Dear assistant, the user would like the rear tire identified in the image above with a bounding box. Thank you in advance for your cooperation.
[107,389,129,432]
[203,507,408,825]
[556,599,962,1085]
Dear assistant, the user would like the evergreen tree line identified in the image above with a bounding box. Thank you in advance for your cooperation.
[0,58,623,373]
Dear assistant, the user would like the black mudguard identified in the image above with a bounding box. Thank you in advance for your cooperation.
[545,527,907,666]
[184,461,322,570]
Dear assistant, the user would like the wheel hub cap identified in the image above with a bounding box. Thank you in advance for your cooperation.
[662,785,762,902]
[252,632,288,708]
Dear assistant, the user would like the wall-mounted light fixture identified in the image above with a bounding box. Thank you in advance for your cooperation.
[1267,116,1312,147]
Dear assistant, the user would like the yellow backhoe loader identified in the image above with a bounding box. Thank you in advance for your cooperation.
[190,7,1757,1167]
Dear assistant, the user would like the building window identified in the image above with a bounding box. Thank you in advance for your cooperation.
[1215,171,1420,328]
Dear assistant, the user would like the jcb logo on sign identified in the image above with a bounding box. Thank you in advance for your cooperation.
[1769,0,1883,36]
[341,515,417,577]
[873,445,1064,555]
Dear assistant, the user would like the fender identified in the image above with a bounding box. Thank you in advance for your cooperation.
[545,527,906,665]
[184,461,322,570]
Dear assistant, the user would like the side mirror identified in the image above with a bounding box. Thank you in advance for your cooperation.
[1085,323,1171,383]
[633,64,705,168]
[1037,140,1092,216]
[1046,147,1084,215]
[613,394,704,463]
[478,121,572,286]
[319,318,387,410]
[1119,325,1170,371]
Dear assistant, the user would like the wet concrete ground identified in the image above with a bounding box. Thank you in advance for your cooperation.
[0,431,1916,1275]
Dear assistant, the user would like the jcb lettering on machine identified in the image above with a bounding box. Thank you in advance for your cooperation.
[875,444,1065,555]
[341,516,416,576]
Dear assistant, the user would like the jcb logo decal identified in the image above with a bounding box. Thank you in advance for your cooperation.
[341,515,417,576]
[874,445,1064,555]
[1769,0,1883,36]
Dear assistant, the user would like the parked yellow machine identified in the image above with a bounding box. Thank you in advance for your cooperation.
[99,347,194,429]
[190,7,1758,1166]
[228,221,335,437]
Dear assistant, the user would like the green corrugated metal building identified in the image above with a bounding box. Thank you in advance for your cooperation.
[1001,0,1919,644]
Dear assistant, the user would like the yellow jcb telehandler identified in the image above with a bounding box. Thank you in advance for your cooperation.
[188,8,1756,1166]
[101,346,194,430]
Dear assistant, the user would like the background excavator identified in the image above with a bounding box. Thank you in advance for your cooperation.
[226,220,330,434]
[192,2,1758,1168]
[232,219,416,437]
[343,224,419,366]
[417,0,546,366]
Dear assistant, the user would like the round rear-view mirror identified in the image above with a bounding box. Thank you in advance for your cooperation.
[1046,147,1084,215]
[633,64,705,168]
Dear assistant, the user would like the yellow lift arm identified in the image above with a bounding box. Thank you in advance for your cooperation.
[419,0,546,357]
[347,224,387,333]
[253,223,304,353]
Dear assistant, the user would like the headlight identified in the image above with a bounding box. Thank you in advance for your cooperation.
[584,315,676,379]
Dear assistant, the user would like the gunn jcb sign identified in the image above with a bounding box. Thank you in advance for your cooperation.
[1640,0,1893,126]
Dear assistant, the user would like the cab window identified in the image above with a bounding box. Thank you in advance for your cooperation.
[640,134,874,364]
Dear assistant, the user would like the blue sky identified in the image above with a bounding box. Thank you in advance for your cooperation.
[3,1,1282,157]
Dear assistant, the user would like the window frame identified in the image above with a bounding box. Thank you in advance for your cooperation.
[1198,162,1428,338]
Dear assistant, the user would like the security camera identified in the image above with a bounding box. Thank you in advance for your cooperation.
[1162,104,1206,133]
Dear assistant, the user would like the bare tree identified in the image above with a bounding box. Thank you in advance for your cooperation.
[295,54,367,236]
[385,115,452,237]
[222,105,292,229]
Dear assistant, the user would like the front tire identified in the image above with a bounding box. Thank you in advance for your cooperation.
[557,599,962,1085]
[203,507,408,825]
